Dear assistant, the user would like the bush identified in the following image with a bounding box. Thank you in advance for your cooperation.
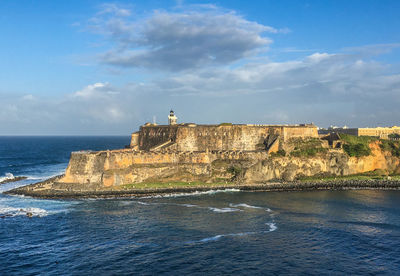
[343,143,371,157]
[389,133,400,139]
[291,147,327,157]
[340,134,375,157]
[227,166,242,181]
[277,149,286,156]
[380,140,400,157]
[287,138,327,157]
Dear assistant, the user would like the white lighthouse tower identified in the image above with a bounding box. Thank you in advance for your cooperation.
[168,110,178,125]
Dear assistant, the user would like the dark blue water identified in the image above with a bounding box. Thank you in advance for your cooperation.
[1,137,400,275]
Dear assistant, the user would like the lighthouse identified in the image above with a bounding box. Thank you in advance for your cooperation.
[168,110,178,125]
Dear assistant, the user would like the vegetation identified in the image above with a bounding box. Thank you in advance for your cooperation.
[340,134,376,157]
[227,166,243,181]
[380,139,400,157]
[219,123,233,126]
[288,138,327,157]
[389,133,400,139]
[270,149,286,157]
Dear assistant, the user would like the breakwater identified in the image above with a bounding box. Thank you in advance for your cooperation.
[6,179,400,199]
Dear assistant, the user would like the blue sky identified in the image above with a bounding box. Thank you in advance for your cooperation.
[1,0,400,135]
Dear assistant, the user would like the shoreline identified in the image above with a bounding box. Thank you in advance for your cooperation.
[4,177,400,199]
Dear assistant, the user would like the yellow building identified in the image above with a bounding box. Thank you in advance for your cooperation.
[358,126,400,139]
[326,126,400,139]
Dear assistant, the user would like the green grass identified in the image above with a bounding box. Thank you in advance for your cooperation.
[121,181,233,190]
[340,134,376,157]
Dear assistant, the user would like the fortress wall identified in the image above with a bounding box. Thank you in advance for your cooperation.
[138,125,178,150]
[175,125,278,151]
[282,126,319,141]
[133,124,318,152]
[130,132,139,149]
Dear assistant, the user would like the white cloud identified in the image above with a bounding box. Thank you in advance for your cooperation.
[22,94,35,100]
[88,4,282,71]
[73,82,113,99]
[306,52,335,63]
[97,3,131,17]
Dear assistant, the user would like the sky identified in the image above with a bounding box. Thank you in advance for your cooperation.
[1,0,400,135]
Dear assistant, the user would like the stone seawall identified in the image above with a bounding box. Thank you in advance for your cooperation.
[6,179,400,199]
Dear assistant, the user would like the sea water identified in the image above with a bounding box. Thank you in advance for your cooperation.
[1,137,400,275]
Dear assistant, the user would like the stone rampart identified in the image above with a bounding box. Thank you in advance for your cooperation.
[132,124,318,152]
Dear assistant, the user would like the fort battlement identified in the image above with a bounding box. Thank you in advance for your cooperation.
[130,123,318,152]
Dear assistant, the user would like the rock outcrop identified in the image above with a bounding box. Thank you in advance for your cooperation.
[42,139,400,190]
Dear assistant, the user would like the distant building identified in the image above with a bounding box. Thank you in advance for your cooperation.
[319,126,400,139]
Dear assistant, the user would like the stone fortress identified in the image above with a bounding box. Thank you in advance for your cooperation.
[58,110,321,187]
[129,110,318,153]
[11,110,400,196]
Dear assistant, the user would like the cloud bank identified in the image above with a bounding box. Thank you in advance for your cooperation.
[90,5,280,71]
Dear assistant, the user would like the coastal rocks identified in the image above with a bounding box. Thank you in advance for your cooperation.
[0,173,27,184]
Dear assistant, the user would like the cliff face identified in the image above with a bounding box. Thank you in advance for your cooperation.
[245,143,399,182]
[57,141,400,189]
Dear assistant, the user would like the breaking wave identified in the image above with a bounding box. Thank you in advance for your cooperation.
[229,203,263,209]
[0,207,49,218]
[141,188,240,198]
[186,225,277,244]
[0,173,17,183]
[208,207,242,213]
[266,222,278,232]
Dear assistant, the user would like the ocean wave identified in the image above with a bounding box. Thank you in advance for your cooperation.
[187,228,277,244]
[208,207,242,213]
[137,201,151,205]
[0,173,16,183]
[265,222,277,232]
[229,203,264,209]
[0,206,49,218]
[180,204,198,208]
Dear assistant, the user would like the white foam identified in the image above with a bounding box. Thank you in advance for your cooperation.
[265,222,277,232]
[229,203,264,209]
[194,223,277,243]
[196,231,258,243]
[0,206,49,217]
[181,204,198,208]
[0,173,15,183]
[136,201,151,205]
[208,207,242,213]
[141,188,240,198]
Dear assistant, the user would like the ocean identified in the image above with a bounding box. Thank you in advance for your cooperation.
[1,136,400,275]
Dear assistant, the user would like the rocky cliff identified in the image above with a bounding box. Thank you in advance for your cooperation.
[51,138,400,190]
